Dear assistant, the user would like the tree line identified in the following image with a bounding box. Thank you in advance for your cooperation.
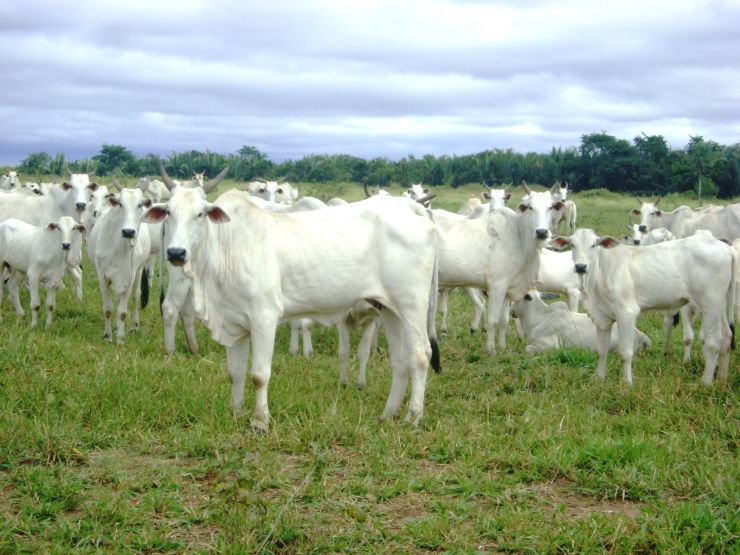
[15,133,740,198]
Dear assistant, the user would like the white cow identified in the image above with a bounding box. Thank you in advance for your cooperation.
[536,248,581,312]
[512,290,651,354]
[550,182,577,234]
[0,217,85,328]
[552,228,735,384]
[247,179,299,204]
[437,183,559,353]
[0,171,21,190]
[143,189,440,432]
[629,198,739,240]
[136,177,171,203]
[87,188,152,343]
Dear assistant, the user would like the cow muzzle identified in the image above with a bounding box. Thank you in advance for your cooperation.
[633,239,640,245]
[574,263,587,274]
[121,228,136,239]
[535,228,549,240]
[76,202,87,212]
[62,242,71,250]
[167,247,187,266]
[638,224,647,233]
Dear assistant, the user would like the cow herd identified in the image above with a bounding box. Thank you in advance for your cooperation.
[0,169,737,432]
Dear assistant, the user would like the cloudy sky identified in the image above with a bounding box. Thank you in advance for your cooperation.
[1,0,739,165]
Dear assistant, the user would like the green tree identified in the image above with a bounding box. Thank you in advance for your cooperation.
[93,144,137,175]
[18,152,53,175]
[687,136,723,200]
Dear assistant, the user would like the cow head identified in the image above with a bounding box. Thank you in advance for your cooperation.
[551,228,619,275]
[630,196,661,233]
[482,186,511,211]
[247,179,297,204]
[106,188,152,241]
[518,182,564,240]
[82,184,112,230]
[623,223,643,245]
[142,187,229,267]
[0,171,21,190]
[402,184,430,202]
[57,173,99,220]
[47,216,85,265]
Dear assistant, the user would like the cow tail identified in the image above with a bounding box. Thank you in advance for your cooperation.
[141,266,149,309]
[426,209,441,373]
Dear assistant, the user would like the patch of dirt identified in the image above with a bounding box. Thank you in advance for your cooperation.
[377,492,431,529]
[530,480,642,519]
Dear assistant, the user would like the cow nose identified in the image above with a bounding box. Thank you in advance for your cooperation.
[121,228,136,239]
[167,247,187,264]
[574,263,587,274]
[76,202,87,211]
[633,239,640,245]
[638,225,647,233]
[62,242,71,250]
[535,228,549,240]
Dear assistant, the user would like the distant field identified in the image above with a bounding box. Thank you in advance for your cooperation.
[0,184,737,553]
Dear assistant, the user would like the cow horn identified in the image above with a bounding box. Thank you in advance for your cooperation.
[653,196,660,206]
[522,180,532,195]
[363,182,371,198]
[65,165,73,177]
[416,193,437,206]
[158,160,178,191]
[635,195,644,204]
[550,182,560,194]
[203,166,229,194]
[111,176,122,192]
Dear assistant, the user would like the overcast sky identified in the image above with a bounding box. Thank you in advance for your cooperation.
[1,0,739,165]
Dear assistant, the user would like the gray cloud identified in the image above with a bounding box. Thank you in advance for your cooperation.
[1,0,739,165]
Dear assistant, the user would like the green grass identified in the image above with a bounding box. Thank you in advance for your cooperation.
[0,185,738,553]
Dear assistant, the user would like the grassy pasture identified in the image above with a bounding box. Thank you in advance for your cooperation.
[0,183,737,553]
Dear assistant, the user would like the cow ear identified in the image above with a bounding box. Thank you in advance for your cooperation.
[423,188,430,194]
[47,222,59,231]
[142,205,168,223]
[550,236,571,250]
[655,210,662,216]
[142,199,152,208]
[504,192,511,200]
[108,196,120,206]
[75,224,86,234]
[524,293,532,301]
[88,182,99,191]
[62,182,72,191]
[517,203,529,213]
[597,236,619,248]
[206,205,230,223]
[481,192,490,200]
[630,208,640,216]
[552,201,564,210]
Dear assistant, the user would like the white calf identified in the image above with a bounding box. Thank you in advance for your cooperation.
[0,217,85,328]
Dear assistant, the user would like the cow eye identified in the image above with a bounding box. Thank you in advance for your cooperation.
[197,211,203,218]
[277,188,283,194]
[259,188,265,193]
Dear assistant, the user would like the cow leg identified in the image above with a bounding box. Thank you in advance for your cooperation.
[595,325,612,380]
[289,319,301,355]
[301,319,313,356]
[69,264,83,301]
[115,283,136,344]
[484,286,506,354]
[680,305,695,363]
[27,272,41,328]
[163,269,190,355]
[468,287,485,333]
[513,315,525,340]
[181,290,200,355]
[130,266,144,332]
[496,300,511,351]
[662,312,675,355]
[404,321,431,427]
[567,288,581,313]
[357,318,378,390]
[146,255,155,288]
[616,311,639,385]
[717,320,731,384]
[226,338,250,415]
[438,288,450,335]
[250,324,276,432]
[8,273,24,317]
[45,285,57,328]
[337,319,351,386]
[98,274,114,341]
[380,314,408,420]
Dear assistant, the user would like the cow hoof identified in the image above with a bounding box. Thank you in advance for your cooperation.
[404,410,422,427]
[103,333,112,342]
[356,382,366,391]
[250,418,269,434]
[440,328,448,336]
[470,327,477,334]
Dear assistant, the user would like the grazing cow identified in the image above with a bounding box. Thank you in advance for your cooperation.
[247,179,299,204]
[0,217,85,328]
[143,189,440,432]
[437,183,558,353]
[552,228,735,384]
[512,290,651,354]
[87,188,152,343]
[629,198,738,240]
[0,171,21,190]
